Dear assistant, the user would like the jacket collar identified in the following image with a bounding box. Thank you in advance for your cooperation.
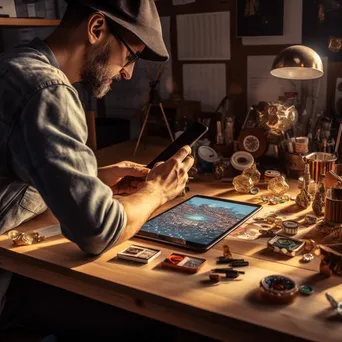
[28,38,59,69]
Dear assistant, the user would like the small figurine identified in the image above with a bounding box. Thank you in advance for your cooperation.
[223,244,232,259]
[296,163,312,209]
[312,175,325,216]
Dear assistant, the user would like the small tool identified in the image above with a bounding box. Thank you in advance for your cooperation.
[212,268,245,275]
[228,261,249,267]
[216,258,245,264]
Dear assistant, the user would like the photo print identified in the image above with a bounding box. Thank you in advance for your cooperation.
[237,0,284,36]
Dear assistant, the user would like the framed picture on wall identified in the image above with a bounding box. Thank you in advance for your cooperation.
[0,1,17,17]
[237,0,284,36]
[302,0,342,61]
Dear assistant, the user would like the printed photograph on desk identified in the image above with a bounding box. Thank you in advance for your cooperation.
[117,245,161,264]
[161,253,206,274]
[230,223,263,240]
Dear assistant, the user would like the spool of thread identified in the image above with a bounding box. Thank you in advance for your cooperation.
[264,170,281,183]
[295,137,309,154]
[230,151,254,172]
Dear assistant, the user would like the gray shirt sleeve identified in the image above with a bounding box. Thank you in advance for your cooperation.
[9,84,127,255]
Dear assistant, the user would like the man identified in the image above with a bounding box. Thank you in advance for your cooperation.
[0,0,194,338]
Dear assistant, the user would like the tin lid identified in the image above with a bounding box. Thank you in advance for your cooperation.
[283,220,300,229]
[264,170,281,178]
[198,146,219,163]
[305,152,337,162]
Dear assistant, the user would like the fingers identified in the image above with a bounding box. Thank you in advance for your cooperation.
[153,161,164,169]
[112,161,150,178]
[170,145,192,163]
[116,166,150,178]
[120,161,147,168]
[182,155,195,172]
[111,184,138,195]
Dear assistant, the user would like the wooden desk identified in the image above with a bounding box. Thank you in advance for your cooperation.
[0,141,341,342]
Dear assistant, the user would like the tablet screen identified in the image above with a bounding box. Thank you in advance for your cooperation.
[137,195,261,251]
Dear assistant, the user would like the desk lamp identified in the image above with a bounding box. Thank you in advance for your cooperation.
[270,45,324,141]
[270,45,324,80]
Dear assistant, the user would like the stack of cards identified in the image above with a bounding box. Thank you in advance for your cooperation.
[161,253,206,273]
[117,245,161,264]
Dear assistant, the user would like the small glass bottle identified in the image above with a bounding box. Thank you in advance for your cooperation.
[268,176,290,196]
[233,175,254,193]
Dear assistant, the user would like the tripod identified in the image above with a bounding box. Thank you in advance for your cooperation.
[134,65,174,155]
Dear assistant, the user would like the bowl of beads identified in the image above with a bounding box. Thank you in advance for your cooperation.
[260,275,298,304]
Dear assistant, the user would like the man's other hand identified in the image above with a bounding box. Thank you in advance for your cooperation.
[98,161,150,195]
[145,145,194,206]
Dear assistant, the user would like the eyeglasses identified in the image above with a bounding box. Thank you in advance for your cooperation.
[116,34,140,68]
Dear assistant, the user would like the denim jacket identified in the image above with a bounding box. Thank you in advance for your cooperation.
[0,38,127,256]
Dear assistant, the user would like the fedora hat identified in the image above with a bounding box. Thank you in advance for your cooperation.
[65,0,169,62]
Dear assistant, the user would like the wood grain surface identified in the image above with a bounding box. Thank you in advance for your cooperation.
[0,141,341,342]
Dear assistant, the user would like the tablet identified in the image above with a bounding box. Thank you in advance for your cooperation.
[136,195,262,252]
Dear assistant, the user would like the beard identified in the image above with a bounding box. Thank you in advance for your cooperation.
[80,39,120,99]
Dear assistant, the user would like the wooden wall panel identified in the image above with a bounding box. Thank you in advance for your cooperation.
[156,0,342,125]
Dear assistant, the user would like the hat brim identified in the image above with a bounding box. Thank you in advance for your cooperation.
[96,9,169,62]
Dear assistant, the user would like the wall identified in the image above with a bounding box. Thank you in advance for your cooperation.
[150,0,342,122]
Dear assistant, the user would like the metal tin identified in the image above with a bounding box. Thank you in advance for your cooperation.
[282,220,300,235]
[268,235,305,257]
[264,170,281,182]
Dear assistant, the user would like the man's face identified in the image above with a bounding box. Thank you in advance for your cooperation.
[81,31,145,99]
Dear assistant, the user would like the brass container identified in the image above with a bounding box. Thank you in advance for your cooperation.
[305,152,337,183]
[325,189,342,226]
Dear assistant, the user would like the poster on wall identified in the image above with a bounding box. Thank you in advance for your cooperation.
[242,0,302,46]
[302,0,342,61]
[0,1,17,17]
[237,0,284,36]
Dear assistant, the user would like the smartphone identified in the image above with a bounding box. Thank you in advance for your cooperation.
[146,122,208,169]
[115,122,208,191]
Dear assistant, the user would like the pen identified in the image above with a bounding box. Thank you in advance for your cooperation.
[216,258,245,264]
[212,268,245,275]
[211,269,245,279]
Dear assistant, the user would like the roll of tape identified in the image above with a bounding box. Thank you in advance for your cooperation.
[230,151,254,172]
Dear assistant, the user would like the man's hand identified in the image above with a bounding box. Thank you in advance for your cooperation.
[145,145,194,206]
[116,145,194,245]
[98,161,149,195]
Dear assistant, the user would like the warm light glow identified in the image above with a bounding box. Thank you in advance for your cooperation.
[270,67,324,80]
[270,45,324,80]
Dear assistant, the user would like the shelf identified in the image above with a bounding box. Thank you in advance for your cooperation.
[0,18,61,27]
